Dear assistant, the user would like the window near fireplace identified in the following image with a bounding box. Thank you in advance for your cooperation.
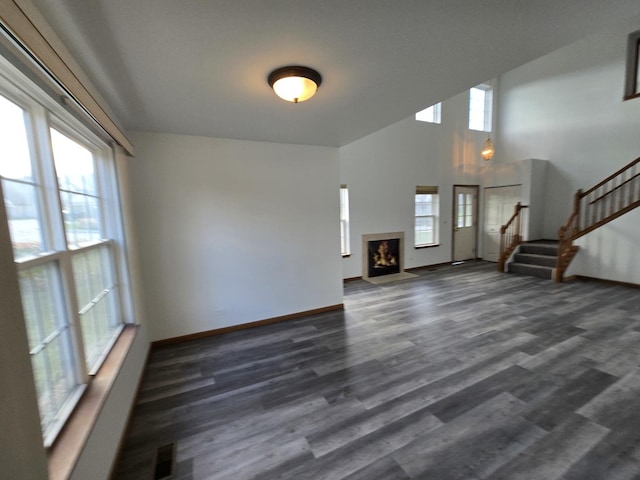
[415,186,439,247]
[340,184,350,256]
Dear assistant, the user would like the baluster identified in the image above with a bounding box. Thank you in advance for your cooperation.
[600,185,606,224]
[619,170,625,211]
[515,205,520,244]
[609,178,615,217]
[631,164,636,204]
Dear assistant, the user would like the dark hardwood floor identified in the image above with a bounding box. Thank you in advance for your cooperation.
[114,261,640,479]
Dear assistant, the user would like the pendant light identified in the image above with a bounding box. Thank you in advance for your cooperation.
[481,135,495,161]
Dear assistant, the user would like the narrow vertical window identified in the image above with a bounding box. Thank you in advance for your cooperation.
[415,103,442,124]
[457,192,474,228]
[340,184,350,256]
[415,186,439,247]
[469,83,492,132]
[624,30,640,99]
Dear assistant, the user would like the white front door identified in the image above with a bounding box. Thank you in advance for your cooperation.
[483,185,522,262]
[453,186,478,261]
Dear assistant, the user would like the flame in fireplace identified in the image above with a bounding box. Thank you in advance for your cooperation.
[373,240,397,268]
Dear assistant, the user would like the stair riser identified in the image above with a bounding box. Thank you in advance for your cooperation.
[519,245,558,256]
[514,254,557,267]
[508,263,553,279]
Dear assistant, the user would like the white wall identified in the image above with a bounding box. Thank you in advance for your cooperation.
[128,132,343,341]
[339,90,491,279]
[497,15,640,238]
[497,14,640,284]
[568,208,640,284]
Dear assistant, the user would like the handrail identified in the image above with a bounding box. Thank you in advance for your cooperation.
[555,155,640,282]
[588,172,640,205]
[497,202,527,272]
[582,156,640,197]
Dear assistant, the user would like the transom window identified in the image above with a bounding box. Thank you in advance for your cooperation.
[468,83,492,132]
[415,103,442,124]
[0,65,130,446]
[414,186,439,247]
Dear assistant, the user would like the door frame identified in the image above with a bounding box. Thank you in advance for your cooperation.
[451,184,479,262]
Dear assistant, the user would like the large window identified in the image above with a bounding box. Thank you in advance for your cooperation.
[340,184,350,256]
[468,83,493,132]
[415,102,442,124]
[0,66,130,446]
[415,186,439,247]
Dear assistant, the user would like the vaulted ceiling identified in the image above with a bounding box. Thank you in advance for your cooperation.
[33,0,640,147]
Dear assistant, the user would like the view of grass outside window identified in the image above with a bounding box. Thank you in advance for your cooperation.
[0,76,128,446]
[340,185,350,255]
[415,186,439,246]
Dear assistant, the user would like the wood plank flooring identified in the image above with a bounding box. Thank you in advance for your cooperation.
[114,261,640,480]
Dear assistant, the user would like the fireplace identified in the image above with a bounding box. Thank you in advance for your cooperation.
[362,232,405,280]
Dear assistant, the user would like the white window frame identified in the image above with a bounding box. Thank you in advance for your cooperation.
[414,186,439,247]
[340,184,350,256]
[468,83,493,132]
[415,102,442,124]
[0,55,132,447]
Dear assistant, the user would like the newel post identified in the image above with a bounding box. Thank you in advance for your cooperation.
[573,189,582,235]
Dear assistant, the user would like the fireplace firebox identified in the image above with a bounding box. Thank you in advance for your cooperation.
[362,232,405,280]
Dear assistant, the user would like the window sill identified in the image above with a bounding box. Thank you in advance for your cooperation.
[47,324,139,480]
[341,254,351,258]
[415,244,440,249]
[624,92,640,101]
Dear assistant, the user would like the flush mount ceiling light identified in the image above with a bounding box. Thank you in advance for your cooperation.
[268,65,322,103]
[481,135,495,161]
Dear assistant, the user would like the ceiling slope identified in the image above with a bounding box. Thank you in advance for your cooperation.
[31,0,640,147]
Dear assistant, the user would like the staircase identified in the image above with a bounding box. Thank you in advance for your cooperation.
[507,241,558,280]
[498,155,640,282]
[555,155,640,281]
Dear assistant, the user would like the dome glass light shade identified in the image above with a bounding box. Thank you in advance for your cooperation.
[268,66,322,103]
[481,136,495,160]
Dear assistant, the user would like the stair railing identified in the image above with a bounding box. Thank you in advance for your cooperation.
[498,202,527,272]
[555,155,640,282]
